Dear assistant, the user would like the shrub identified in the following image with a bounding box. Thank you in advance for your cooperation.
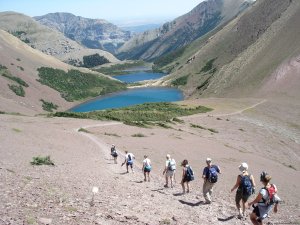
[78,128,90,133]
[83,54,110,68]
[171,75,188,86]
[131,133,146,137]
[30,156,54,166]
[8,84,25,97]
[200,58,217,73]
[40,99,58,112]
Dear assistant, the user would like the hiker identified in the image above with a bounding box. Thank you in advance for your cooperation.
[110,144,118,164]
[163,154,176,188]
[180,159,194,194]
[202,158,221,204]
[231,162,256,219]
[248,172,280,225]
[142,155,152,182]
[121,151,135,173]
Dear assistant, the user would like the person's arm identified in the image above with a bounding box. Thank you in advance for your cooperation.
[181,168,186,181]
[202,167,207,179]
[248,192,263,207]
[231,175,241,192]
[273,202,278,213]
[250,174,256,193]
[217,165,221,174]
[163,162,167,175]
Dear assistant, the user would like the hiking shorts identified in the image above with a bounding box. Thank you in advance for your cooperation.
[235,189,251,204]
[127,161,133,166]
[166,170,175,177]
[144,166,151,172]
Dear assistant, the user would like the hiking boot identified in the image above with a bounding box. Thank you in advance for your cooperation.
[164,184,169,188]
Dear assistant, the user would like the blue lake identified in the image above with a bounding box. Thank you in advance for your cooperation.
[70,87,183,112]
[113,71,166,83]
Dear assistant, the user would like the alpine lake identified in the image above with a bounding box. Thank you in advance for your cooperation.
[70,71,183,112]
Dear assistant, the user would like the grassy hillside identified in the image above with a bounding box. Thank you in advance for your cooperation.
[37,67,126,102]
[157,0,299,98]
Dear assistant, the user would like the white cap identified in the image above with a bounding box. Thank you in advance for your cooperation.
[206,158,212,162]
[239,162,248,172]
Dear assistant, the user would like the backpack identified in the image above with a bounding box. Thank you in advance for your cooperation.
[185,166,194,181]
[127,154,132,161]
[240,175,253,196]
[207,166,218,183]
[168,159,176,171]
[263,184,277,205]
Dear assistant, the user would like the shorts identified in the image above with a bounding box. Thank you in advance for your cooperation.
[166,170,175,177]
[127,161,133,166]
[144,166,151,172]
[235,189,251,204]
[253,205,260,218]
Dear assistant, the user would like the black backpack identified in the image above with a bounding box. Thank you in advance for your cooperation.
[240,175,253,195]
[186,166,194,181]
[127,154,132,161]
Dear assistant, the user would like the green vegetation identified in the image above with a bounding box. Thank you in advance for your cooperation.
[10,31,30,44]
[131,133,146,137]
[40,99,58,112]
[153,48,186,71]
[12,128,21,132]
[190,123,218,133]
[200,58,217,73]
[8,84,25,97]
[83,54,110,68]
[1,64,28,87]
[104,132,121,137]
[30,155,55,166]
[171,75,189,86]
[17,66,24,71]
[54,102,212,127]
[37,67,127,101]
[78,128,90,133]
[95,61,146,75]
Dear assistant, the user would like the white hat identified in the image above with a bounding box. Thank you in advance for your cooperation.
[206,158,212,162]
[239,162,248,172]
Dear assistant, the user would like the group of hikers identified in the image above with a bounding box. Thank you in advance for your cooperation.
[110,144,280,225]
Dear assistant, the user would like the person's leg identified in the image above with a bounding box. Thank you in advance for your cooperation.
[186,182,190,193]
[164,174,169,187]
[126,164,129,173]
[250,212,260,225]
[181,181,185,193]
[203,181,211,203]
[170,175,173,188]
[130,164,134,173]
[235,192,242,218]
[147,172,150,182]
[144,171,147,181]
[207,182,214,202]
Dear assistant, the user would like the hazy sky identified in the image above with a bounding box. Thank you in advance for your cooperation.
[0,0,204,26]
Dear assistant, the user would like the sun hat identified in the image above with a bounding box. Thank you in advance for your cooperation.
[206,158,212,162]
[239,162,248,172]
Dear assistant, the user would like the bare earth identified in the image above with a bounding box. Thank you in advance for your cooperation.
[0,97,299,225]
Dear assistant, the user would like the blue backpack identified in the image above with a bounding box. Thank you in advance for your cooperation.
[208,167,218,183]
[240,175,253,195]
[186,166,194,181]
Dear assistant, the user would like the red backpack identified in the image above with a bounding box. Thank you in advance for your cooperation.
[263,184,276,205]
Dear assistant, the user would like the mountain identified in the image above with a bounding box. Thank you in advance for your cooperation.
[34,12,132,54]
[156,0,300,100]
[117,0,255,61]
[0,29,124,115]
[0,12,119,66]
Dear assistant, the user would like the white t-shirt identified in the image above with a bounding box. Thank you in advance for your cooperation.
[126,153,134,161]
[143,158,151,167]
[166,159,176,170]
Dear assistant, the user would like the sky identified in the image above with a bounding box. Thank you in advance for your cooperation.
[0,0,204,26]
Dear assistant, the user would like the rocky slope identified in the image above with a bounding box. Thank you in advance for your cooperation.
[155,0,300,100]
[0,12,119,66]
[34,12,132,54]
[0,29,120,115]
[117,0,255,61]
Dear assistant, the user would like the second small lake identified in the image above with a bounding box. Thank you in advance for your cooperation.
[113,71,167,83]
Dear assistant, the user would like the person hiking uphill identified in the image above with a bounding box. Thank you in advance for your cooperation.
[121,151,135,173]
[248,172,280,225]
[142,155,152,182]
[180,159,194,194]
[202,158,221,204]
[163,154,176,188]
[231,162,256,219]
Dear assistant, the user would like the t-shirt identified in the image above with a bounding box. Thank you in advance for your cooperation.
[126,153,134,162]
[166,159,176,170]
[143,158,151,167]
[202,165,220,178]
